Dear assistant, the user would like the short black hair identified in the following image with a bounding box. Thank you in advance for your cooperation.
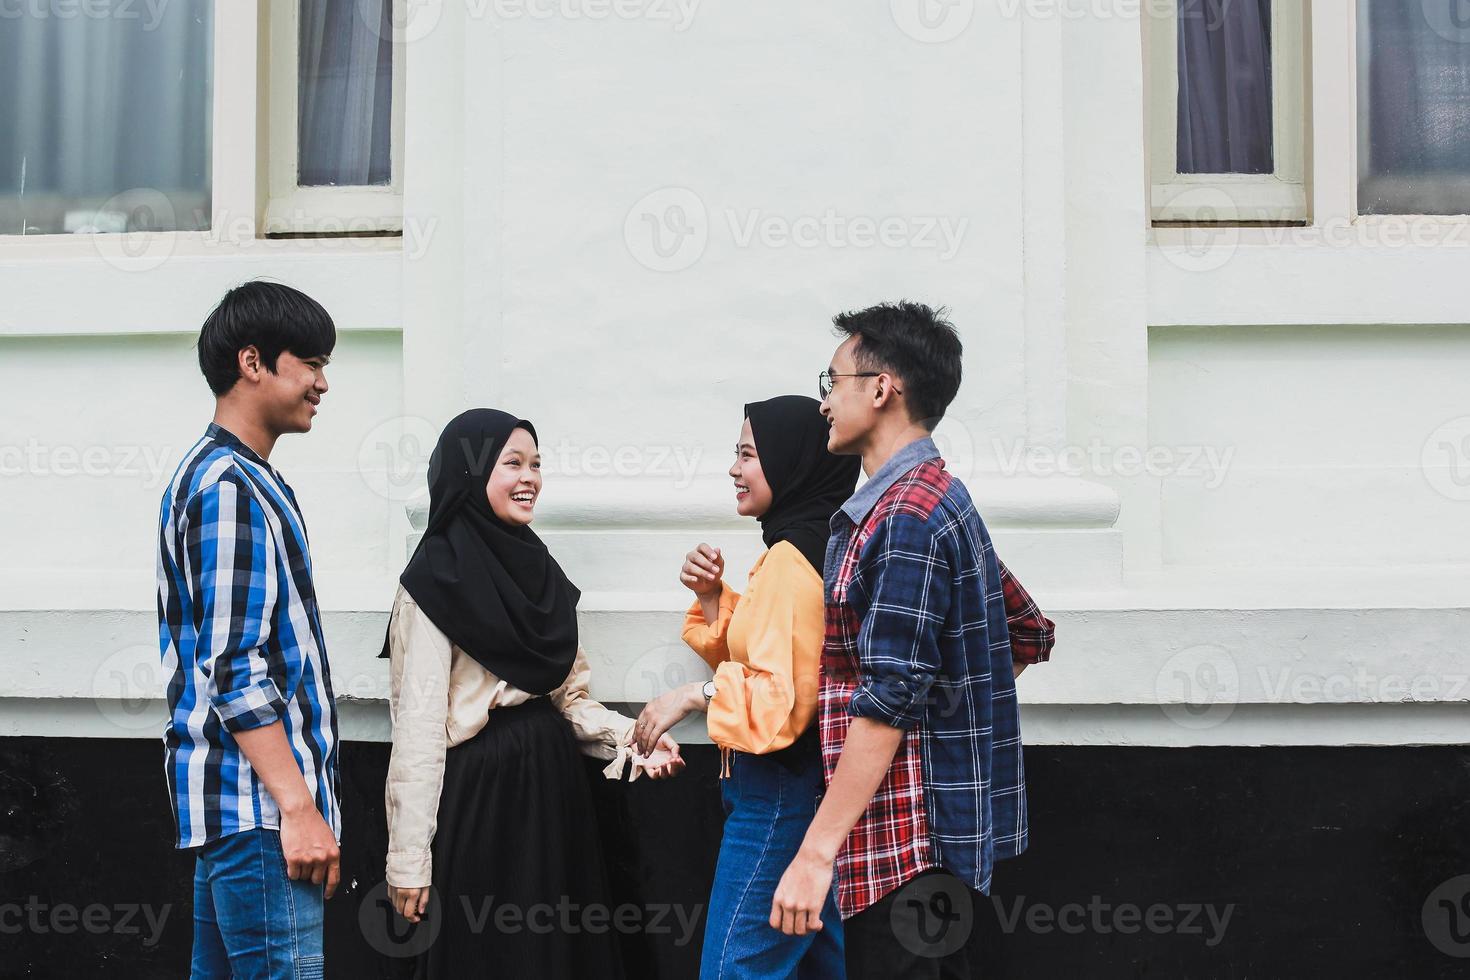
[197,281,337,395]
[832,300,962,428]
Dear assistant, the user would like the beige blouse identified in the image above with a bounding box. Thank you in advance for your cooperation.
[384,586,638,888]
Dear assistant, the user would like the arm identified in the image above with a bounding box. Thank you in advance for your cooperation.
[384,595,453,917]
[771,515,949,934]
[555,645,685,780]
[681,584,740,671]
[641,548,816,756]
[998,558,1056,678]
[186,475,339,898]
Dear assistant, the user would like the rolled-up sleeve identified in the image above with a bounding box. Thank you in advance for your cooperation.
[848,514,950,730]
[185,473,287,734]
[998,559,1056,665]
[681,583,741,671]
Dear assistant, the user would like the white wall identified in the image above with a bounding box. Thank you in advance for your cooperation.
[0,2,1464,747]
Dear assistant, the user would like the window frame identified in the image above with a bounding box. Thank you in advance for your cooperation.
[263,0,407,236]
[1146,0,1308,224]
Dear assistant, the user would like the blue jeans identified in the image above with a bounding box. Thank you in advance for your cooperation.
[190,827,325,980]
[701,746,845,979]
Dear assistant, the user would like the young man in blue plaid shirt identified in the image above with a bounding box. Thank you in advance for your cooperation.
[157,281,341,979]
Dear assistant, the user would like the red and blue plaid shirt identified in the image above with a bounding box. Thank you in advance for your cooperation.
[819,437,1052,918]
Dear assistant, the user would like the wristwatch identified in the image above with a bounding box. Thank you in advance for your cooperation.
[701,680,716,703]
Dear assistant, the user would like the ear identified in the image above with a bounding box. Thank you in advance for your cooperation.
[236,345,262,385]
[872,373,900,410]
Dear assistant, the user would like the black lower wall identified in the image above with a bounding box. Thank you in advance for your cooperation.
[2,738,1468,979]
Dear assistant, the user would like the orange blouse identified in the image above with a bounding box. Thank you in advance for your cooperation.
[682,541,824,756]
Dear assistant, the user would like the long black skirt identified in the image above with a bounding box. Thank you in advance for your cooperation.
[417,697,625,980]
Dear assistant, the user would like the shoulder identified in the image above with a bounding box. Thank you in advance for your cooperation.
[871,458,955,528]
[762,540,824,588]
[167,446,256,527]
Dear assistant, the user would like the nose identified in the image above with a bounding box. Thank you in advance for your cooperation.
[728,458,740,479]
[315,370,329,394]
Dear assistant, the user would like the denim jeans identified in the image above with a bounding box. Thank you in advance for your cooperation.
[700,747,845,979]
[190,827,325,980]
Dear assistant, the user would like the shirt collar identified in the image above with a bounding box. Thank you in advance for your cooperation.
[207,422,273,471]
[837,435,942,526]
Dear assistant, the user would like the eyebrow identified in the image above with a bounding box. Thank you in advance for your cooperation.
[501,449,541,461]
[736,441,756,452]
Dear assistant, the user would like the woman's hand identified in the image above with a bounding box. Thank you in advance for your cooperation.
[388,885,430,924]
[635,733,686,780]
[633,682,704,755]
[680,544,725,597]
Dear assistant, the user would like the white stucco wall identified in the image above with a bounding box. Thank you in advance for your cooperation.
[0,2,1465,747]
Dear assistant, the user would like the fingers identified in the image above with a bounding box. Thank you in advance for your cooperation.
[325,856,341,899]
[286,856,303,882]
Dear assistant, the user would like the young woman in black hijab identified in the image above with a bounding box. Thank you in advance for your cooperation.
[633,394,860,978]
[381,409,683,978]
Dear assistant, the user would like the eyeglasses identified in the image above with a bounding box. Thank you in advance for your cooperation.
[818,370,899,399]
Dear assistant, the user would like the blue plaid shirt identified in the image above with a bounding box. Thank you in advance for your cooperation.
[156,424,341,848]
[822,436,1026,907]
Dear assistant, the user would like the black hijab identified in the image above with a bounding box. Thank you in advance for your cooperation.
[379,409,580,695]
[743,395,862,575]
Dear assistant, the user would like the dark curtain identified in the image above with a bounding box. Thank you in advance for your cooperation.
[1176,0,1274,174]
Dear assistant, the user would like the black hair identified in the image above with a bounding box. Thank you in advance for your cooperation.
[197,281,337,396]
[831,300,962,428]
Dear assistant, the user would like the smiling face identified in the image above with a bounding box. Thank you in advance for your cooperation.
[729,417,773,518]
[819,336,878,455]
[255,348,329,435]
[484,426,542,525]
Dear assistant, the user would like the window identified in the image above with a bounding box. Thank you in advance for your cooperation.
[1357,0,1470,216]
[265,0,405,235]
[1147,0,1306,223]
[0,0,214,236]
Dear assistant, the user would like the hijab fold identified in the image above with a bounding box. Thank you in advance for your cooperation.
[744,396,862,575]
[380,409,580,696]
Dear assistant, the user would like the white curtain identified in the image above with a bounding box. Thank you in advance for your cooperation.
[298,0,395,187]
[0,0,212,234]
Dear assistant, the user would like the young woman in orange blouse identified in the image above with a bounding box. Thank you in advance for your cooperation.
[635,395,859,978]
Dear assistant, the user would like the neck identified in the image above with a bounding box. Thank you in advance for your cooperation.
[858,418,932,478]
[212,399,279,461]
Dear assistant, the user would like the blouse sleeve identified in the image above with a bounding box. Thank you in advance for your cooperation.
[384,594,453,889]
[550,644,637,771]
[705,545,822,755]
[681,582,741,671]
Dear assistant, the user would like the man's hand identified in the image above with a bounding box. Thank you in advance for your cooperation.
[279,803,341,899]
[769,846,834,936]
[634,682,703,756]
[388,885,430,924]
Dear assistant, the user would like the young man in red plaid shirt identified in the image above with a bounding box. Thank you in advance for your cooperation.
[770,301,1055,977]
